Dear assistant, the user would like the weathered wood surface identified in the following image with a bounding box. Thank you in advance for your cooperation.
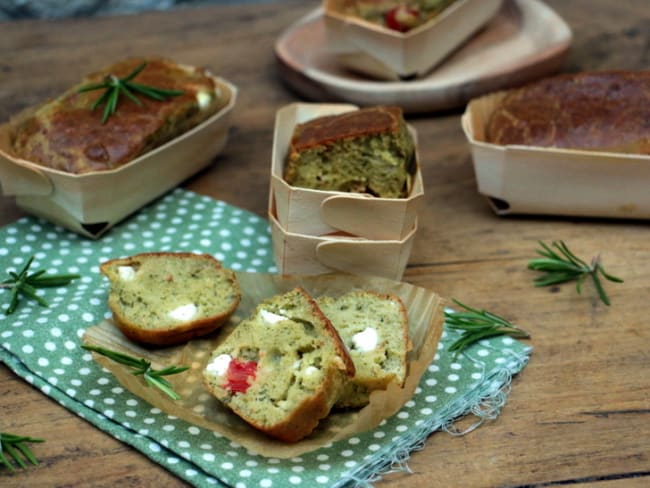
[1,1,649,486]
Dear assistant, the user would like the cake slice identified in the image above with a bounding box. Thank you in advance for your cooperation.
[317,290,411,408]
[202,287,355,442]
[283,106,416,198]
[100,252,240,346]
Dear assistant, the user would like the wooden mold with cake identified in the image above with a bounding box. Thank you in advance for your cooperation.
[462,70,650,219]
[323,0,503,80]
[270,103,423,279]
[0,57,237,238]
[338,0,461,33]
[270,103,424,239]
[84,257,445,453]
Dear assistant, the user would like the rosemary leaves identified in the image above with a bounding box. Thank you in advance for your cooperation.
[77,62,184,123]
[1,256,80,315]
[445,300,529,357]
[81,345,188,400]
[0,432,44,472]
[528,240,623,306]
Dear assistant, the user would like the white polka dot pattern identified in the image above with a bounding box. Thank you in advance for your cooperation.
[0,189,531,487]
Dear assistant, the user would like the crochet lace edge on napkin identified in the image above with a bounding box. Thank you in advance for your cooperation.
[339,345,532,488]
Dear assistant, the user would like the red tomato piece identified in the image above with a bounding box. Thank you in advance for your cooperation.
[226,359,257,393]
[384,5,421,32]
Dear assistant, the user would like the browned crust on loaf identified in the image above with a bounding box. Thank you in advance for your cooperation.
[290,106,403,152]
[112,315,233,346]
[10,57,221,174]
[228,373,336,443]
[200,376,338,443]
[485,71,650,154]
[100,252,240,346]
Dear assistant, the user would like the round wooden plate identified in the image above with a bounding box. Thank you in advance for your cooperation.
[274,0,573,113]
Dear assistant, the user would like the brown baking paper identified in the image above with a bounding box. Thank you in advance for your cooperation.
[82,272,444,458]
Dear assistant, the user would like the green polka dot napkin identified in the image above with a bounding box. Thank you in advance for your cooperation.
[0,189,531,487]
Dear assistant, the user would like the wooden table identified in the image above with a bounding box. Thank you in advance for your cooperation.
[1,1,649,486]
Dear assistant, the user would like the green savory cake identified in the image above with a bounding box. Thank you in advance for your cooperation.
[318,290,411,408]
[100,252,240,346]
[202,287,355,442]
[283,106,416,198]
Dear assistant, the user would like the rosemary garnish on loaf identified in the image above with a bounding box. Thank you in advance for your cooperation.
[528,240,623,306]
[445,300,529,357]
[82,345,188,400]
[77,62,184,123]
[1,256,80,315]
[0,431,45,472]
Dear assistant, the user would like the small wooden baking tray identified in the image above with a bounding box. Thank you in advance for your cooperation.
[462,91,650,219]
[323,0,502,80]
[270,102,423,241]
[0,76,238,239]
[270,210,417,280]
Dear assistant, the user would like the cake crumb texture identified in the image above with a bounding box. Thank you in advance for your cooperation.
[283,106,416,198]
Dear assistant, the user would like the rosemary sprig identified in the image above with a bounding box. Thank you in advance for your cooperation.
[445,299,529,357]
[1,256,80,315]
[77,62,184,124]
[81,345,188,400]
[528,240,623,306]
[0,432,45,472]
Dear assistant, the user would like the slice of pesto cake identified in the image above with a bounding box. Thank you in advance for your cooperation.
[317,290,411,408]
[202,287,355,442]
[100,252,240,346]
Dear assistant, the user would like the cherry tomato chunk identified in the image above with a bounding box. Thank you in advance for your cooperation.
[384,5,421,32]
[226,359,257,393]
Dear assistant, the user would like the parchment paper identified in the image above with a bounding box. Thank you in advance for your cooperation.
[83,272,444,458]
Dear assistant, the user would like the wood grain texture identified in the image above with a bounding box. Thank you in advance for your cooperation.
[1,1,650,486]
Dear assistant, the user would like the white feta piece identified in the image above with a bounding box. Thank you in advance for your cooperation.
[196,90,212,110]
[206,354,232,376]
[351,327,379,352]
[117,266,136,281]
[168,303,198,322]
[304,366,319,376]
[258,309,289,325]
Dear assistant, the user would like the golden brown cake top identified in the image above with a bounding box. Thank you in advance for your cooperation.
[291,106,404,152]
[10,57,222,174]
[485,71,650,154]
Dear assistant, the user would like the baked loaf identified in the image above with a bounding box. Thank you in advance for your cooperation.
[283,106,416,198]
[485,71,650,154]
[100,252,240,346]
[202,287,355,442]
[317,290,411,408]
[10,57,227,174]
